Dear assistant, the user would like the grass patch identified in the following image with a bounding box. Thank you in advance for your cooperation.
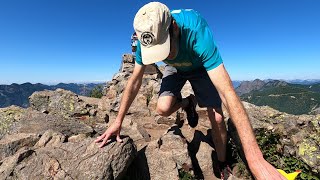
[179,169,196,180]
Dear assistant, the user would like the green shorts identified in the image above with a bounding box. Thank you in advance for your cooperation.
[159,65,222,108]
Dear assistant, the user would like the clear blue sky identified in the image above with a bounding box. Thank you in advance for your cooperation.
[0,0,319,84]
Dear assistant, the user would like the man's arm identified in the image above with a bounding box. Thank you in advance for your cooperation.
[95,62,145,147]
[114,62,145,123]
[207,64,285,180]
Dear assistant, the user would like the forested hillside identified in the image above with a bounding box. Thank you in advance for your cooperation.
[240,83,320,115]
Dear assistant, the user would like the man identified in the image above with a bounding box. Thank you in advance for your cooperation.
[95,2,285,180]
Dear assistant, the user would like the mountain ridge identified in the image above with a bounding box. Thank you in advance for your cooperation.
[0,82,103,108]
[235,79,320,115]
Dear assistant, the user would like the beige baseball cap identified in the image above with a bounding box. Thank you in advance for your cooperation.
[133,2,172,65]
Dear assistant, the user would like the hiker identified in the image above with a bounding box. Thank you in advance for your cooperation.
[131,32,138,54]
[95,2,285,179]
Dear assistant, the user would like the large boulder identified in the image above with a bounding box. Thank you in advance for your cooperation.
[29,89,108,123]
[0,133,40,161]
[0,106,94,139]
[0,106,27,139]
[0,131,136,180]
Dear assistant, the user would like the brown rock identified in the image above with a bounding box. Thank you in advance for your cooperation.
[1,137,136,180]
[0,133,39,161]
[145,130,192,180]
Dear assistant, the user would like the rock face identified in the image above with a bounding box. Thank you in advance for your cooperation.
[0,133,136,180]
[0,105,136,180]
[104,53,162,117]
[29,88,107,121]
[235,79,266,96]
[144,130,192,180]
[235,79,288,96]
[0,89,135,179]
[1,54,319,179]
[0,106,94,139]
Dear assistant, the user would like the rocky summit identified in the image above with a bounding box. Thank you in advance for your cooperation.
[0,54,319,180]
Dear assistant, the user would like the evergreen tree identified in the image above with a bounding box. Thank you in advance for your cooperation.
[89,85,103,98]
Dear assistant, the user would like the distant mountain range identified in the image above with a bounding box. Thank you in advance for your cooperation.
[235,79,320,115]
[1,79,319,115]
[235,79,288,96]
[286,79,320,85]
[232,79,320,89]
[0,82,104,108]
[232,81,242,89]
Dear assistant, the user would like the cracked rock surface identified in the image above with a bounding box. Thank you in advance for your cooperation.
[0,131,136,180]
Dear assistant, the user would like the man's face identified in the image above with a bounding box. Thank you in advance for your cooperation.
[166,22,179,60]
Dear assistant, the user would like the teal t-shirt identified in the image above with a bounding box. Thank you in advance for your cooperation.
[135,9,223,72]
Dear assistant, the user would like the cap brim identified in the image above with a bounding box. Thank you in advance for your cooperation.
[141,32,170,65]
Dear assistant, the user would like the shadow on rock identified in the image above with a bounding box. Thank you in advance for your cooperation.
[123,146,150,180]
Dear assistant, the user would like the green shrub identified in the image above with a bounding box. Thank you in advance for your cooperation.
[179,169,196,180]
[89,85,103,98]
[255,129,319,180]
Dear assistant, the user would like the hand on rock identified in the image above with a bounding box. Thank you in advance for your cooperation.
[94,122,123,148]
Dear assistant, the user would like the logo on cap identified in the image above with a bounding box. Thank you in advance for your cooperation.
[141,32,155,47]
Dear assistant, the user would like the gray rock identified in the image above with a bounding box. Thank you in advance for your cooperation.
[24,112,91,137]
[68,134,88,143]
[34,130,65,148]
[0,106,27,139]
[0,147,35,179]
[29,89,106,123]
[121,119,150,143]
[196,141,215,178]
[145,130,192,180]
[144,64,162,76]
[155,115,176,126]
[297,139,320,173]
[0,133,39,161]
[283,145,296,156]
[1,107,93,138]
[1,137,136,180]
[122,54,135,64]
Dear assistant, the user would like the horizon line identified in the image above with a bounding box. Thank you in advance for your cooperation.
[1,78,320,86]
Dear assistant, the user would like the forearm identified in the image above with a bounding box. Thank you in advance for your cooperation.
[115,76,142,124]
[223,91,263,163]
[95,63,144,148]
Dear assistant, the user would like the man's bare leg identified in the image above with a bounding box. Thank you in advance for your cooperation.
[207,107,227,162]
[156,96,189,117]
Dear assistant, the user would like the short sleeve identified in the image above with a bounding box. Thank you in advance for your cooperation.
[193,25,223,71]
[135,41,144,65]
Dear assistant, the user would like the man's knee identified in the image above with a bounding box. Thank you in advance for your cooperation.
[156,97,174,117]
[156,104,171,117]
